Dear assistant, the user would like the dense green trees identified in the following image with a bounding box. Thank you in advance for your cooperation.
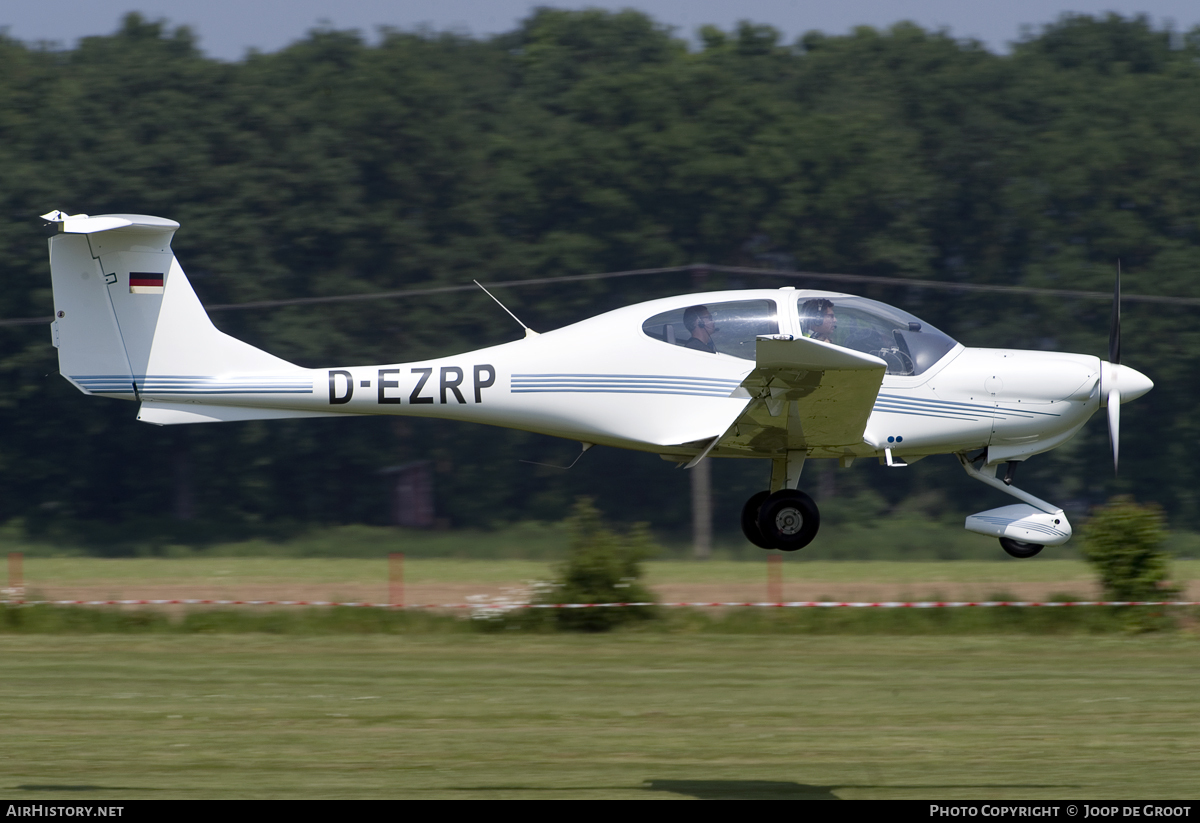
[1,11,1198,546]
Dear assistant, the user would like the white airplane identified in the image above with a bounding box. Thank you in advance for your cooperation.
[40,210,1153,557]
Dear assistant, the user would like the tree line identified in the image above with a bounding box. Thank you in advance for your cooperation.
[1,10,1198,546]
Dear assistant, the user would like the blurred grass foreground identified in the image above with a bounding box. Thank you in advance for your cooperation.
[4,635,1199,799]
[5,510,1200,562]
[3,499,1197,632]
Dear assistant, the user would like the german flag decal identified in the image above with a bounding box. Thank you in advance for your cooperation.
[129,272,164,294]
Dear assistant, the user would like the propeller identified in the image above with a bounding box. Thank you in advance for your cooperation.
[1108,261,1120,475]
[1097,263,1152,476]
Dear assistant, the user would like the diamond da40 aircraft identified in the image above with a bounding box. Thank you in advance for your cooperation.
[41,210,1153,557]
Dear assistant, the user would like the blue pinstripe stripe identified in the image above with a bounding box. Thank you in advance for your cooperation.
[72,375,314,395]
[511,373,740,398]
[873,393,1061,420]
[512,388,731,397]
[513,373,740,384]
[974,516,1065,538]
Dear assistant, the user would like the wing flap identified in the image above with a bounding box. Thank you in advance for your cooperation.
[753,335,887,373]
[709,336,886,458]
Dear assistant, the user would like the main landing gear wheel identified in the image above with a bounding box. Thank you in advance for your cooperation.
[741,491,773,549]
[756,490,820,552]
[999,537,1044,559]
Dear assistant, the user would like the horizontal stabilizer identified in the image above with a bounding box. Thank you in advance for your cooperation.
[44,209,299,419]
[42,211,180,235]
[137,402,346,426]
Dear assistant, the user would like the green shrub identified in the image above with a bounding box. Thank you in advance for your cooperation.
[534,498,659,632]
[1081,497,1181,630]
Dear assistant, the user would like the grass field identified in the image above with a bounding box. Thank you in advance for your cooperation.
[7,519,1200,563]
[11,557,1200,604]
[1,634,1197,799]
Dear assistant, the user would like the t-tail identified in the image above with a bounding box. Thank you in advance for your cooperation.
[42,210,331,425]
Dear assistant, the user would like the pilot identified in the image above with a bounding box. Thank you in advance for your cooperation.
[682,305,718,353]
[800,298,837,343]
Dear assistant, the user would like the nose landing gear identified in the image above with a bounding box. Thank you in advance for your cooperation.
[959,454,1070,559]
[741,489,821,551]
[999,537,1044,558]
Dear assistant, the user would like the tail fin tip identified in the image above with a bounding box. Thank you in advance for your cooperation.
[42,211,180,234]
[46,209,294,401]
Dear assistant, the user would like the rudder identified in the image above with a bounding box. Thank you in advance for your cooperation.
[43,210,294,400]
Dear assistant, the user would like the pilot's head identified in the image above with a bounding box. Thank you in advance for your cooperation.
[801,298,836,338]
[683,305,712,332]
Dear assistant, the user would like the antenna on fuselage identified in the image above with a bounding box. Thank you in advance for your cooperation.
[473,280,539,338]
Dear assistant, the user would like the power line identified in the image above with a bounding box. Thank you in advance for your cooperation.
[4,263,1198,327]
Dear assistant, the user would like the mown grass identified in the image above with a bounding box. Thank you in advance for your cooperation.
[1,602,1192,635]
[10,556,1198,589]
[0,634,1197,799]
[7,518,1200,561]
[1,522,573,560]
[14,556,555,586]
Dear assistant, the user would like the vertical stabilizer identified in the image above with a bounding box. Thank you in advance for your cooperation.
[43,211,295,399]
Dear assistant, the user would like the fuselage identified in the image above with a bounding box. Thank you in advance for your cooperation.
[77,287,1150,464]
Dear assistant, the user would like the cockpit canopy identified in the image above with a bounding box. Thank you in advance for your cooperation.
[641,300,779,360]
[798,295,956,376]
[640,293,957,376]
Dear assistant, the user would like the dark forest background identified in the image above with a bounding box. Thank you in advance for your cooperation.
[2,10,1199,549]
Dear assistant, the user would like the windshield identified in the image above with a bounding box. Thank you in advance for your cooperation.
[642,299,779,360]
[797,295,957,375]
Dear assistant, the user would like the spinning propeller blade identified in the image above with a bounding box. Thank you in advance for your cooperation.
[1109,261,1121,367]
[1108,387,1120,475]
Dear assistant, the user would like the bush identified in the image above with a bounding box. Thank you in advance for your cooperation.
[534,498,659,632]
[1081,496,1181,630]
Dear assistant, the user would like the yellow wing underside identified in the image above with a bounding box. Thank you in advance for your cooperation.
[676,336,886,461]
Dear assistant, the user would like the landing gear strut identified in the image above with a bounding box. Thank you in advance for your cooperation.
[959,454,1068,559]
[741,451,820,551]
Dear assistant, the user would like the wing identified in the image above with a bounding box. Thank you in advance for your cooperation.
[700,335,886,461]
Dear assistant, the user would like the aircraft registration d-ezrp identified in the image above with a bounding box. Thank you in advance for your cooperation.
[40,211,1153,557]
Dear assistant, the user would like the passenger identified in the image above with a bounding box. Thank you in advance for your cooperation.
[682,305,718,353]
[800,298,837,343]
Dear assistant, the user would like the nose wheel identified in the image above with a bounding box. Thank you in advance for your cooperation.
[741,489,821,551]
[999,537,1044,558]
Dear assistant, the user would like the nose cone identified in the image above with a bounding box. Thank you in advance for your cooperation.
[1116,364,1154,403]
